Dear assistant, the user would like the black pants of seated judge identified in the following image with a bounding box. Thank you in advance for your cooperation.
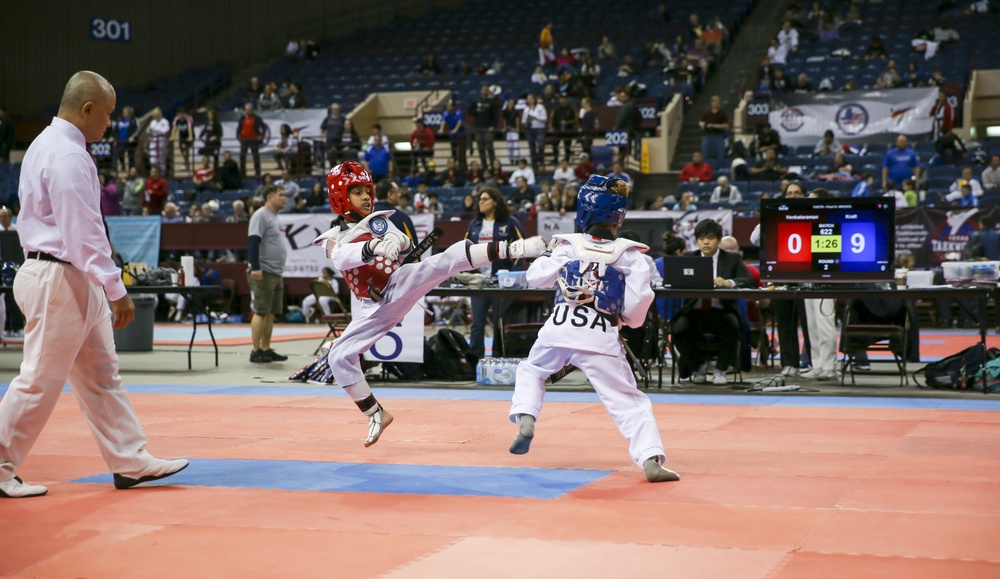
[671,309,740,378]
[773,299,811,369]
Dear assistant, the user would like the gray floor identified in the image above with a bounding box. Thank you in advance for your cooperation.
[0,324,992,400]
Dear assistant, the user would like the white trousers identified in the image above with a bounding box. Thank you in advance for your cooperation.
[302,295,336,317]
[0,260,153,481]
[510,344,666,468]
[328,241,474,386]
[804,298,838,372]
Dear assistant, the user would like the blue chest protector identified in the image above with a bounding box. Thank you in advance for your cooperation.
[555,259,626,321]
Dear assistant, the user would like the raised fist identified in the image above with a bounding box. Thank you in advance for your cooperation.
[508,236,547,259]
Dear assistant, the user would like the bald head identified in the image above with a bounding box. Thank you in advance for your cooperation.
[59,71,114,115]
[719,236,740,253]
[57,71,116,142]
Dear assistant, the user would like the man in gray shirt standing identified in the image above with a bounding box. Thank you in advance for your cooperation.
[248,184,289,363]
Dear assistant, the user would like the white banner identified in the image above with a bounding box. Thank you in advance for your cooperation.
[536,211,577,236]
[350,296,426,364]
[278,213,337,278]
[768,87,938,147]
[218,109,327,155]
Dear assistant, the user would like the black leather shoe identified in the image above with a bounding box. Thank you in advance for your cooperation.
[264,349,288,362]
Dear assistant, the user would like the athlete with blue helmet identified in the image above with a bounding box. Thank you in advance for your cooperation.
[507,174,680,483]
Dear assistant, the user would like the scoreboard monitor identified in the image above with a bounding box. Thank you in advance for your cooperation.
[760,197,895,283]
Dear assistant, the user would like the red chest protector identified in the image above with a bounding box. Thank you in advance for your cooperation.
[342,233,400,301]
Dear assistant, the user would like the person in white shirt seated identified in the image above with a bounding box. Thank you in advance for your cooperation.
[949,167,984,199]
[605,160,633,189]
[709,176,742,204]
[301,267,342,321]
[552,159,574,184]
[508,158,537,186]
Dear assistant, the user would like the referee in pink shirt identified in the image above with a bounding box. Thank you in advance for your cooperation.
[0,71,188,498]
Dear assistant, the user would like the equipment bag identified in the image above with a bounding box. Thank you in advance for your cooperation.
[425,329,478,381]
[913,344,999,389]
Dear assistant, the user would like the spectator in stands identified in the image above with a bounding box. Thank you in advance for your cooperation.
[818,162,856,182]
[275,169,300,211]
[99,173,120,217]
[699,95,729,162]
[577,97,597,159]
[198,202,219,222]
[882,135,921,190]
[198,109,223,169]
[814,129,841,156]
[579,54,601,85]
[553,159,574,184]
[440,99,467,169]
[932,20,960,44]
[501,98,521,165]
[614,86,642,163]
[704,15,728,54]
[219,151,241,191]
[901,179,919,207]
[936,125,967,165]
[549,93,577,165]
[949,166,984,198]
[237,103,265,178]
[465,186,527,358]
[983,155,1000,190]
[606,160,633,190]
[684,39,714,82]
[335,119,362,165]
[688,13,703,40]
[672,191,699,211]
[510,176,535,211]
[439,157,466,187]
[473,85,500,168]
[521,94,547,171]
[883,180,908,208]
[373,180,417,245]
[121,167,145,216]
[244,77,263,103]
[538,22,555,66]
[767,38,788,66]
[852,172,874,197]
[709,176,741,204]
[146,107,170,176]
[757,56,776,91]
[680,151,713,182]
[406,118,434,173]
[573,153,595,183]
[508,158,536,186]
[257,84,280,112]
[366,124,389,149]
[945,182,978,206]
[930,91,954,140]
[161,202,184,223]
[273,123,298,172]
[777,20,799,52]
[793,73,814,94]
[617,54,638,77]
[771,68,789,92]
[903,61,926,87]
[143,166,168,216]
[420,54,442,76]
[301,267,340,322]
[254,174,275,199]
[467,160,483,185]
[875,60,902,89]
[285,82,305,109]
[558,184,579,216]
[112,106,139,174]
[530,65,547,85]
[964,214,1000,261]
[170,109,195,175]
[598,35,616,60]
[864,37,888,61]
[193,157,218,192]
[320,104,345,168]
[927,68,947,87]
[304,182,326,208]
[554,48,578,75]
[228,200,249,223]
[754,124,782,157]
[750,150,788,181]
[363,137,392,183]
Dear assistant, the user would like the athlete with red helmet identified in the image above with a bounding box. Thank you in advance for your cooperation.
[315,161,547,446]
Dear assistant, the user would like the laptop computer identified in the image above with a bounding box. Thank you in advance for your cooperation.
[661,256,714,289]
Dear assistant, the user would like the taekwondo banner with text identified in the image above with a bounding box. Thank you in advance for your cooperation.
[894,206,1000,267]
[768,87,938,147]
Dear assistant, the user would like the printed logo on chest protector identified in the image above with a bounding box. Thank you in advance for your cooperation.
[369,216,389,236]
[342,233,398,300]
[555,260,626,319]
[551,304,611,331]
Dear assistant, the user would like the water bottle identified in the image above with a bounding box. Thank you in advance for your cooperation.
[476,359,484,385]
[482,357,494,385]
